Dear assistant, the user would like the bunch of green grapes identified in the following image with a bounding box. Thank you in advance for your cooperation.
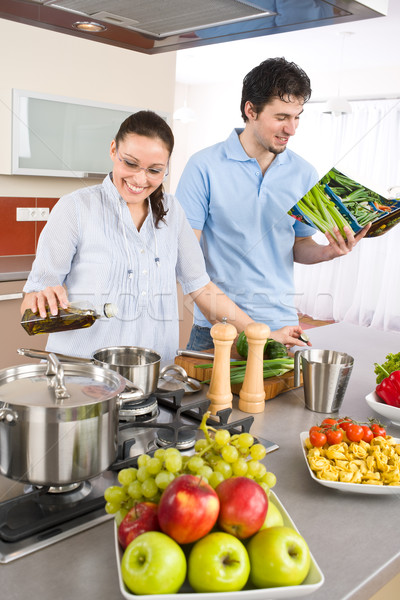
[104,411,276,524]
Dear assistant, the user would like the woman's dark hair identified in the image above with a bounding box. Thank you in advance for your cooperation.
[240,57,312,122]
[115,110,174,226]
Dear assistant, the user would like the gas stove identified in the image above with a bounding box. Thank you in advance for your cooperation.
[0,388,278,563]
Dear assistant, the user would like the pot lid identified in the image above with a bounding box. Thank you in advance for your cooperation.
[0,354,127,409]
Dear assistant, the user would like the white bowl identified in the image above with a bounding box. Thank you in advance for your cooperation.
[114,490,325,599]
[300,432,400,494]
[365,391,400,426]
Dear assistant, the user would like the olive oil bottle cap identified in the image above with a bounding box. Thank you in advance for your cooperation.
[103,303,118,318]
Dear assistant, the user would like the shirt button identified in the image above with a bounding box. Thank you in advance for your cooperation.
[255,171,260,176]
[142,269,148,275]
[140,249,145,254]
[141,290,147,296]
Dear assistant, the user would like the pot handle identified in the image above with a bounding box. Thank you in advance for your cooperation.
[46,353,71,400]
[294,350,303,388]
[18,348,93,364]
[117,384,145,407]
[160,364,190,383]
[0,406,18,425]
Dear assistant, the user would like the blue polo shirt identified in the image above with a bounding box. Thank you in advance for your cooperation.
[176,128,318,330]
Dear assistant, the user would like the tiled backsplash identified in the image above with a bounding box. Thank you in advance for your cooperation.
[0,197,58,256]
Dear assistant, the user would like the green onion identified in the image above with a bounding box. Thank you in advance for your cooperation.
[294,182,354,240]
[195,358,295,385]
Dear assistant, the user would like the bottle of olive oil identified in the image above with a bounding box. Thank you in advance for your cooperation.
[21,302,118,336]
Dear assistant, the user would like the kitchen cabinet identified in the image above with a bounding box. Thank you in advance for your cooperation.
[0,280,48,369]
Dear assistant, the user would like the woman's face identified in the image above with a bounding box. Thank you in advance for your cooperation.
[110,133,169,206]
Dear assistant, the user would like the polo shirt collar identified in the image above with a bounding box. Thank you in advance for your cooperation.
[225,128,291,167]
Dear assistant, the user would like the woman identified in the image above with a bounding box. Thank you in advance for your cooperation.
[21,111,307,360]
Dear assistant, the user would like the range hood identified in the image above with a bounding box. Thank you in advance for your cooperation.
[0,0,388,54]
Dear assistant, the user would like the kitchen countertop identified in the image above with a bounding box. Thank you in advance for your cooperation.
[2,322,400,599]
[0,255,35,282]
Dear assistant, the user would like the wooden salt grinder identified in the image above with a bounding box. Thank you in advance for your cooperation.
[206,319,237,415]
[239,322,270,413]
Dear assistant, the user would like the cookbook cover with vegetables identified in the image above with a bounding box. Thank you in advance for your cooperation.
[289,167,400,238]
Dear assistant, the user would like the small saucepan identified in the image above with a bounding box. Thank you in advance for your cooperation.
[18,346,199,398]
[18,346,163,399]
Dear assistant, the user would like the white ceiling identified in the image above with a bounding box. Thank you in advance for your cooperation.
[175,0,400,97]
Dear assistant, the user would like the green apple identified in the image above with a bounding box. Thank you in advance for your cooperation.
[247,526,311,588]
[188,531,250,593]
[260,501,284,529]
[121,531,186,595]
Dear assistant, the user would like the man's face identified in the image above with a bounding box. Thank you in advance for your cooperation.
[245,95,304,155]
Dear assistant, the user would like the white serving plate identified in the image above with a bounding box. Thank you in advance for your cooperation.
[300,431,400,495]
[365,390,400,426]
[114,490,324,600]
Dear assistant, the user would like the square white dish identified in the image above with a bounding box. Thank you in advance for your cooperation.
[300,431,400,494]
[114,490,324,599]
[365,391,400,426]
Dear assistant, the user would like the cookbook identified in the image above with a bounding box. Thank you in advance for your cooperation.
[289,167,400,238]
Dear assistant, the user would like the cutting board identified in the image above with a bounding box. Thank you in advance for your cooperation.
[174,349,302,400]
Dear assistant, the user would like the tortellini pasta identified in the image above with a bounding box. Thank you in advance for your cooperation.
[305,435,400,486]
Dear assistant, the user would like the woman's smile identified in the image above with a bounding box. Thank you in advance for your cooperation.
[124,179,147,195]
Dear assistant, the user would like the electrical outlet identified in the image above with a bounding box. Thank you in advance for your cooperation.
[16,207,50,221]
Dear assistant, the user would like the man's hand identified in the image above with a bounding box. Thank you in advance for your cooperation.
[294,223,371,265]
[323,223,371,259]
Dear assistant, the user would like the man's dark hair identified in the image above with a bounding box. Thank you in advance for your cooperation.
[240,57,312,121]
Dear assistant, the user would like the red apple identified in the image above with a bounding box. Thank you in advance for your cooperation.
[118,502,160,549]
[216,477,268,539]
[158,474,220,544]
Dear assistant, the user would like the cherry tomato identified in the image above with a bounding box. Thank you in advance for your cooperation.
[326,428,343,445]
[361,425,374,443]
[321,418,337,428]
[337,418,353,432]
[346,423,364,442]
[309,430,327,447]
[309,425,324,435]
[370,424,386,438]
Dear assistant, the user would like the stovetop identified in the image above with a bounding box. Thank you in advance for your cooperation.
[0,389,278,563]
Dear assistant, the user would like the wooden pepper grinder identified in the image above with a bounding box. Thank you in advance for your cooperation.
[206,318,237,415]
[239,322,270,413]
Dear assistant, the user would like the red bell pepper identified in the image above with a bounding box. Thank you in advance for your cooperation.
[376,370,400,408]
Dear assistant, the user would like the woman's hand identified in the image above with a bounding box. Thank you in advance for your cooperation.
[269,325,312,348]
[21,285,69,318]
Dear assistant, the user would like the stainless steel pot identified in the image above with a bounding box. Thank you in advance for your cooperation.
[19,346,162,398]
[0,353,143,486]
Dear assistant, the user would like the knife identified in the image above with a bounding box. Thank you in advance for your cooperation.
[176,349,237,362]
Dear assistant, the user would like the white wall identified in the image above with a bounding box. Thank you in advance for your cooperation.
[0,19,177,197]
[171,65,400,193]
[170,4,400,193]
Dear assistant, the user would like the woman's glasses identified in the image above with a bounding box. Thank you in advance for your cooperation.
[116,150,168,181]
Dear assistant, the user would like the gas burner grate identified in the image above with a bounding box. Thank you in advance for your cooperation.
[0,486,105,544]
[112,396,257,471]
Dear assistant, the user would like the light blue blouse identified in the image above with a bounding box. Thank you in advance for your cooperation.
[24,175,210,361]
[176,128,318,331]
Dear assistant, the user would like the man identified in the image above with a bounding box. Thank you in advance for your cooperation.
[176,57,369,351]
